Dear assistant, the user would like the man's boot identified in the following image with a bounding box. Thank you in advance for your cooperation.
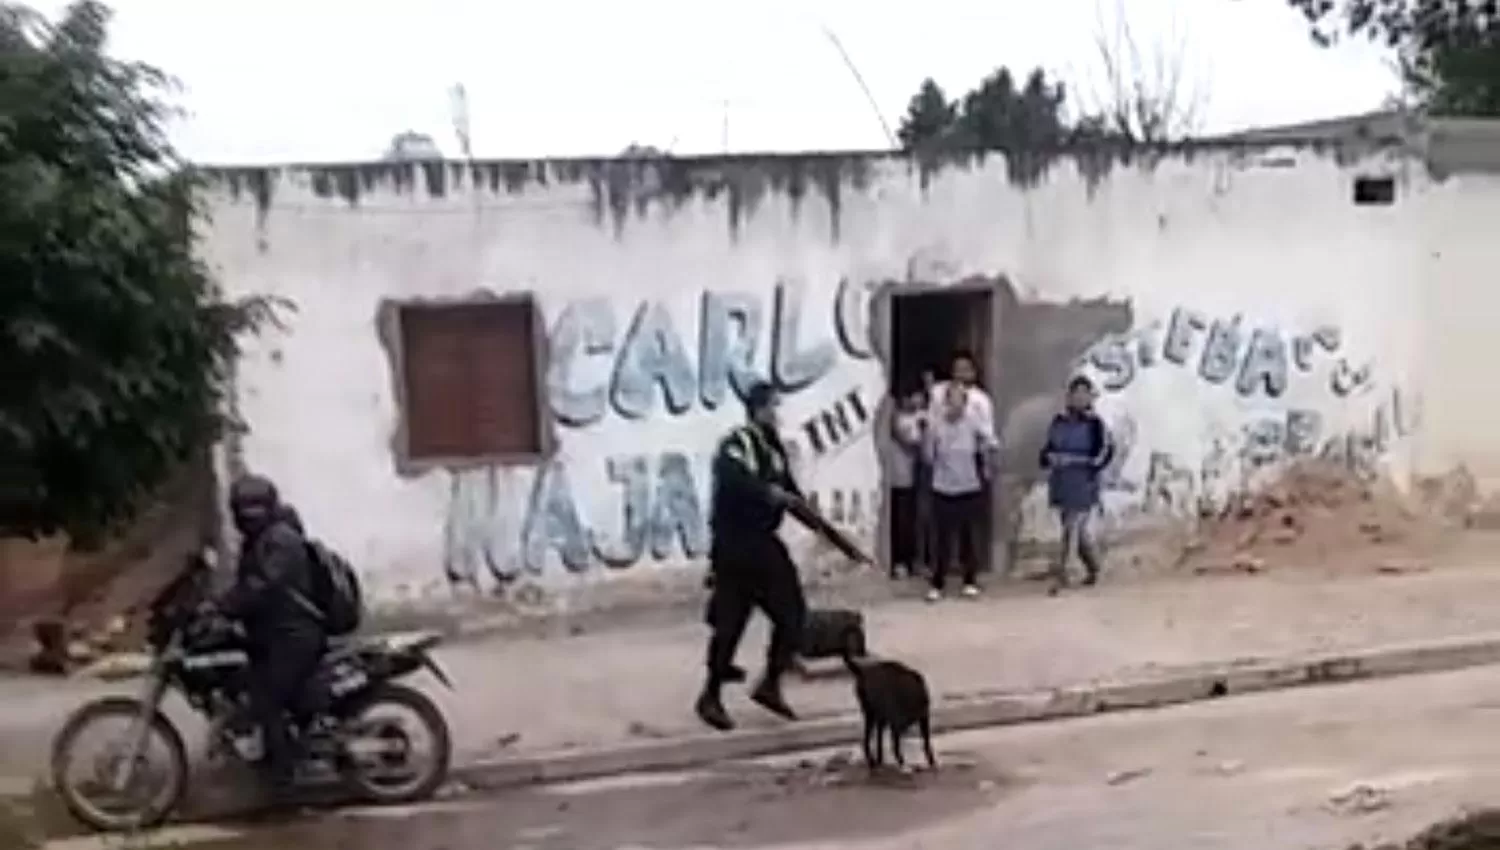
[695,682,734,732]
[750,675,797,721]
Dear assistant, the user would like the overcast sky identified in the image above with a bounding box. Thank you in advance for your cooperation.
[30,0,1399,164]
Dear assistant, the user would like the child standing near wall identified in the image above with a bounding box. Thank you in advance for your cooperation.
[1038,375,1114,595]
[924,382,999,601]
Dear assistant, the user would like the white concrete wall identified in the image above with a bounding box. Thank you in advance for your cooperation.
[199,145,1481,611]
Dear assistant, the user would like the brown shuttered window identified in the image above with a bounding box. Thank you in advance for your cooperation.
[398,298,543,462]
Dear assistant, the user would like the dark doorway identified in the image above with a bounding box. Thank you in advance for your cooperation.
[887,286,998,574]
[888,287,996,401]
[890,289,994,396]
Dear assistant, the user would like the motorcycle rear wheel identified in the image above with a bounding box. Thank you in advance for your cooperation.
[50,697,189,833]
[341,683,451,804]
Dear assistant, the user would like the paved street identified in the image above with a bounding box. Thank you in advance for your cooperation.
[5,534,1500,792]
[73,662,1500,850]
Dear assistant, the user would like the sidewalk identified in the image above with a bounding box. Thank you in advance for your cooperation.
[429,558,1500,766]
[5,540,1500,789]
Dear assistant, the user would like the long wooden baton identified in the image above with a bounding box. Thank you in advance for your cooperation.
[786,495,875,566]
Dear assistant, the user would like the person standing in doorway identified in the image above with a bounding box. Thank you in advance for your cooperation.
[924,382,999,601]
[1038,375,1114,594]
[929,350,998,571]
[928,351,996,443]
[885,386,927,579]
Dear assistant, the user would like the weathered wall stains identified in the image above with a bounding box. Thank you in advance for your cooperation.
[208,154,879,243]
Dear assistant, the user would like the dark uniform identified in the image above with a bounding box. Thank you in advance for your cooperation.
[696,382,809,732]
[218,476,327,793]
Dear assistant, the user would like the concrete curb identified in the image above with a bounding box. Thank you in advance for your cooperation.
[454,631,1500,792]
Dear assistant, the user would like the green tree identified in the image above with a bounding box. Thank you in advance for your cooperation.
[1287,0,1500,116]
[895,67,1071,152]
[897,78,960,149]
[955,67,1070,151]
[0,0,280,545]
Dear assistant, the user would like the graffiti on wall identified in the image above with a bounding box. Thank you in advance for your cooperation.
[444,278,882,583]
[1079,306,1418,520]
[1085,307,1373,400]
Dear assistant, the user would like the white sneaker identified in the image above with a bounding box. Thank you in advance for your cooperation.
[925,588,942,603]
[961,584,981,598]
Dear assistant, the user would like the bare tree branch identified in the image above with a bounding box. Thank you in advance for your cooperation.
[1082,0,1206,143]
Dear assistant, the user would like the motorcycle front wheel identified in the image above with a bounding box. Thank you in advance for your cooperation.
[50,696,189,832]
[340,683,452,805]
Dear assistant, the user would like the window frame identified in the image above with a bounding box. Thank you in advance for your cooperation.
[386,293,552,472]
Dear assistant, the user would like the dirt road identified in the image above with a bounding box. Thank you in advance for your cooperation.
[70,662,1500,850]
[11,534,1500,786]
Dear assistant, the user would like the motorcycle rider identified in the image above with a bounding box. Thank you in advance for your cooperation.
[216,475,326,797]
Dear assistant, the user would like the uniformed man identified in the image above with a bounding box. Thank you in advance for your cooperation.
[696,380,811,732]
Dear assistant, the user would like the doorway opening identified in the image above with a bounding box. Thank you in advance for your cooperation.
[889,288,995,396]
[886,285,999,573]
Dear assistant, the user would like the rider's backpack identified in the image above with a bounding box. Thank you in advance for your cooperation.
[303,540,363,637]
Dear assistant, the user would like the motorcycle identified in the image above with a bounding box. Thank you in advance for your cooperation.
[49,551,455,832]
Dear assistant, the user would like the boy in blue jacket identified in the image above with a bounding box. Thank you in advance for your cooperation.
[1038,375,1114,594]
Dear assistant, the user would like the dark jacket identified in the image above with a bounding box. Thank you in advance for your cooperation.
[1038,410,1113,512]
[220,518,323,642]
[710,422,805,540]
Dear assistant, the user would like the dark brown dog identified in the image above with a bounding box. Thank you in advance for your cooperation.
[842,647,936,772]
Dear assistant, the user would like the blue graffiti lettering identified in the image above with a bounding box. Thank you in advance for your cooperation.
[650,452,708,560]
[1236,328,1289,398]
[520,453,710,572]
[1085,307,1364,403]
[1162,307,1207,367]
[1330,359,1374,397]
[835,278,876,359]
[1134,319,1163,369]
[443,467,523,586]
[1293,325,1342,371]
[698,291,765,410]
[1241,417,1285,468]
[1286,408,1322,455]
[547,298,617,427]
[1088,334,1135,392]
[610,301,697,419]
[548,282,846,427]
[771,278,836,392]
[1198,316,1243,385]
[592,455,650,568]
[521,462,590,573]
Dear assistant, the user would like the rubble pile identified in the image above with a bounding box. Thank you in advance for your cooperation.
[1179,460,1437,577]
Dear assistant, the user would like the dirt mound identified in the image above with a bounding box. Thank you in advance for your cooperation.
[1178,460,1439,576]
[0,457,214,672]
[1356,809,1500,849]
